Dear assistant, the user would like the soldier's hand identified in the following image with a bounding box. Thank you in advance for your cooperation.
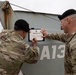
[41,28,49,37]
[32,38,37,46]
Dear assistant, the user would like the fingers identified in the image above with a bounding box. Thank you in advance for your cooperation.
[41,28,46,33]
[32,38,37,46]
[33,38,37,42]
[41,28,48,37]
[32,38,37,43]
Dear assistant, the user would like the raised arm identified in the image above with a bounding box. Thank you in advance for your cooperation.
[41,28,69,43]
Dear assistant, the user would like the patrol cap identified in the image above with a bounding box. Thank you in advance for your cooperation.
[58,9,76,20]
[14,19,29,32]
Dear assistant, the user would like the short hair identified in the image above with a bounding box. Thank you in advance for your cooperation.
[14,19,29,32]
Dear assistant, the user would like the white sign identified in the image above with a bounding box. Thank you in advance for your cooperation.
[29,29,44,41]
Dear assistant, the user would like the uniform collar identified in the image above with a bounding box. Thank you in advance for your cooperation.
[71,30,76,36]
[12,31,24,40]
[67,30,76,43]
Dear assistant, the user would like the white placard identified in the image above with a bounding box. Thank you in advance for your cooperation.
[29,29,44,41]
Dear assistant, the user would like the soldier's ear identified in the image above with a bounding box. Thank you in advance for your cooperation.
[23,31,26,34]
[22,31,27,36]
[66,17,71,24]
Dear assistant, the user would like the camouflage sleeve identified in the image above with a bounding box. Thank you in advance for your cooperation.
[46,33,69,43]
[70,39,76,72]
[23,43,39,64]
[0,29,13,37]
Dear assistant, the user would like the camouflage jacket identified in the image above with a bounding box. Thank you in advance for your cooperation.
[47,32,76,75]
[0,30,39,75]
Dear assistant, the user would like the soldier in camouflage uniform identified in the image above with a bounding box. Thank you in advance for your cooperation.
[41,9,76,75]
[0,19,39,75]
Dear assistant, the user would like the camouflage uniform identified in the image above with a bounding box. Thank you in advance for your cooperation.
[0,30,39,75]
[47,32,76,75]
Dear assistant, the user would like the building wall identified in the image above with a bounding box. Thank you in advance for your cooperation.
[14,11,64,75]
